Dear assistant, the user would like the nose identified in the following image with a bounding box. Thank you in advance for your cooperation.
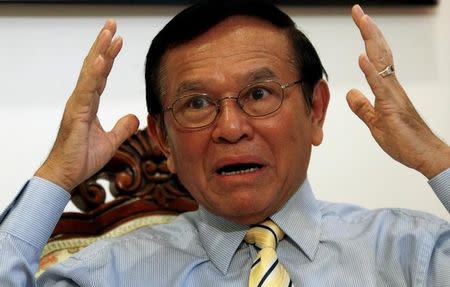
[211,97,254,144]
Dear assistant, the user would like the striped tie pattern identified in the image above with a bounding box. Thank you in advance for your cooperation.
[244,220,293,287]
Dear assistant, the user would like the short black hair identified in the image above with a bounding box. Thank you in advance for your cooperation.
[145,0,327,116]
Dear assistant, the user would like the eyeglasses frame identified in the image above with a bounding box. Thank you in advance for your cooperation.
[162,79,303,129]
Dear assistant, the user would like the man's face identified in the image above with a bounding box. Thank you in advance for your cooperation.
[150,16,328,225]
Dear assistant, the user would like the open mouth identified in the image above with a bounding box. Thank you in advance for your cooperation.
[216,163,264,176]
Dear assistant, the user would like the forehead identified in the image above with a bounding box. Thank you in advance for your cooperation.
[160,16,297,101]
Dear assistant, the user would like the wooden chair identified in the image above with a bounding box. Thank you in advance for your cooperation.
[37,128,198,276]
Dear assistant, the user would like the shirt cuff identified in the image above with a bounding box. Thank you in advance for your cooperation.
[0,177,70,251]
[429,168,450,213]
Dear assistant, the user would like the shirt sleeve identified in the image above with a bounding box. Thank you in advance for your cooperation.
[0,177,70,287]
[429,168,450,213]
[424,169,450,285]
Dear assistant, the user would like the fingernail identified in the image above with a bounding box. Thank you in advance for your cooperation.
[358,4,365,14]
[353,4,364,16]
[104,18,115,27]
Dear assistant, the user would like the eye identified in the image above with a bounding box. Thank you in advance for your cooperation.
[250,87,267,100]
[248,87,270,101]
[186,95,211,110]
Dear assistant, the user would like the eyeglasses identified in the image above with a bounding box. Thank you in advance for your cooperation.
[162,79,302,129]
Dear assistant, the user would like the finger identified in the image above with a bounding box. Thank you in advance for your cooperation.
[75,28,111,92]
[95,36,123,95]
[63,55,104,119]
[87,28,114,66]
[74,54,106,108]
[82,20,116,79]
[103,36,123,79]
[358,54,389,99]
[88,19,117,59]
[108,114,140,151]
[81,21,122,91]
[351,4,364,26]
[74,31,122,104]
[352,5,393,72]
[346,88,375,129]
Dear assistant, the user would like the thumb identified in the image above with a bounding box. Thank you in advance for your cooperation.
[346,88,375,129]
[108,114,140,150]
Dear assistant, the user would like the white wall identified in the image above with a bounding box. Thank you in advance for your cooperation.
[0,2,449,220]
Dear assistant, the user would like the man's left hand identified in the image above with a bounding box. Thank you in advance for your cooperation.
[347,5,450,179]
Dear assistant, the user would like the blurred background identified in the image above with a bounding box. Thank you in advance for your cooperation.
[0,1,448,219]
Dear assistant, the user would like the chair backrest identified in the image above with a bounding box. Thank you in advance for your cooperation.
[38,128,198,276]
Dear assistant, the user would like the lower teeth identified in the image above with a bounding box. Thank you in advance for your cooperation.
[220,167,259,176]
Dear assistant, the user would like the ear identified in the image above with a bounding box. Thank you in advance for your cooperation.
[147,114,176,173]
[310,79,330,146]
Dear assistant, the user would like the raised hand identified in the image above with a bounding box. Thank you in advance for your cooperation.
[346,5,450,179]
[35,20,139,192]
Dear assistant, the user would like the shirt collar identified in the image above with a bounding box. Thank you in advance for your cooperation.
[271,179,321,261]
[197,207,248,275]
[196,178,321,274]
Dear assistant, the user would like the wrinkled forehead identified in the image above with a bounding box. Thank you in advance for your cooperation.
[158,16,295,101]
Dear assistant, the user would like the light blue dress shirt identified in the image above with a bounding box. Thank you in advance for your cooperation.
[1,169,450,286]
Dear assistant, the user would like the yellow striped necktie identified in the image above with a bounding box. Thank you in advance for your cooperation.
[244,220,293,287]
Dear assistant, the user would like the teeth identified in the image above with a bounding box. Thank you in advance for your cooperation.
[220,167,259,176]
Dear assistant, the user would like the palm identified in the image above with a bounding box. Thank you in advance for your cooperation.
[370,96,429,168]
[347,5,449,179]
[35,20,139,191]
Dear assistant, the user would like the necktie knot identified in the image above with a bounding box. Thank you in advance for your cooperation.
[244,220,285,250]
[244,220,293,287]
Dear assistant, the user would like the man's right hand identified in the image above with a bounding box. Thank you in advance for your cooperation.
[34,19,139,193]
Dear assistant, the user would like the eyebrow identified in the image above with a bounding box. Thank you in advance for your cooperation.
[245,68,278,83]
[176,81,205,97]
[174,67,279,98]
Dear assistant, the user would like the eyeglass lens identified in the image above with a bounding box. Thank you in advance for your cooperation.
[171,81,287,128]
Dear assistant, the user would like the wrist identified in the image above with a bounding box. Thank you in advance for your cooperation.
[35,160,76,193]
[416,141,450,180]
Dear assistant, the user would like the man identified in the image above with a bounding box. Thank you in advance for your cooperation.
[1,1,449,286]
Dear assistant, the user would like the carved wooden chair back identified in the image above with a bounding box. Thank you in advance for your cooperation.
[38,128,198,276]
